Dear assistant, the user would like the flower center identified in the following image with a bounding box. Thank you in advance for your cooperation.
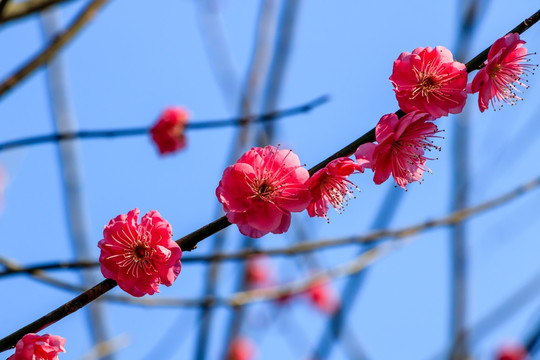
[256,181,274,199]
[419,75,440,96]
[490,63,502,77]
[133,244,147,260]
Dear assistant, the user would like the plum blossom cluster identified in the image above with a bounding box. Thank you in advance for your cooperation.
[94,33,536,301]
[360,33,534,189]
[216,145,366,237]
[213,33,535,239]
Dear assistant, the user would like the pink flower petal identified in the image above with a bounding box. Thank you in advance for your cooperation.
[360,111,440,189]
[216,146,310,238]
[98,208,182,297]
[470,33,534,112]
[390,46,468,118]
[8,333,66,360]
[150,107,189,155]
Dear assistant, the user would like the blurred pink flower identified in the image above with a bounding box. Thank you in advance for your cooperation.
[355,111,440,189]
[390,46,467,118]
[7,333,66,360]
[216,145,311,238]
[306,157,365,220]
[496,343,530,360]
[245,255,273,287]
[98,208,182,297]
[150,107,189,155]
[470,33,535,112]
[306,280,340,315]
[226,337,256,360]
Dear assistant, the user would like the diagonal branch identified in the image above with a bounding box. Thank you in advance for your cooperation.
[0,0,110,100]
[0,0,77,24]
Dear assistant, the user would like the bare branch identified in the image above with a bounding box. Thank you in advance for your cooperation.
[1,9,539,353]
[0,0,110,100]
[0,0,77,23]
[0,95,329,152]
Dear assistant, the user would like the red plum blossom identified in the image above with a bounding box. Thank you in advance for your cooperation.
[216,145,311,238]
[355,111,440,189]
[226,337,256,360]
[306,157,365,220]
[245,255,273,288]
[306,279,340,315]
[470,33,535,112]
[98,208,182,297]
[150,107,189,155]
[390,46,467,118]
[496,343,530,360]
[7,333,66,360]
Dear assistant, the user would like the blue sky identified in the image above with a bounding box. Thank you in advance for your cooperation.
[1,1,540,359]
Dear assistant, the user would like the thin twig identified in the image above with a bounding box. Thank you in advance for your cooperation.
[0,0,110,100]
[0,255,222,307]
[0,0,11,25]
[1,10,539,353]
[228,242,399,307]
[450,1,481,358]
[0,0,77,23]
[0,95,329,152]
[427,268,540,360]
[195,0,239,108]
[313,187,404,359]
[77,334,131,360]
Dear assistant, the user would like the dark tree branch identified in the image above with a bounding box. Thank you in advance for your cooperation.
[1,9,539,353]
[465,8,540,72]
[1,170,540,352]
[0,168,535,356]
